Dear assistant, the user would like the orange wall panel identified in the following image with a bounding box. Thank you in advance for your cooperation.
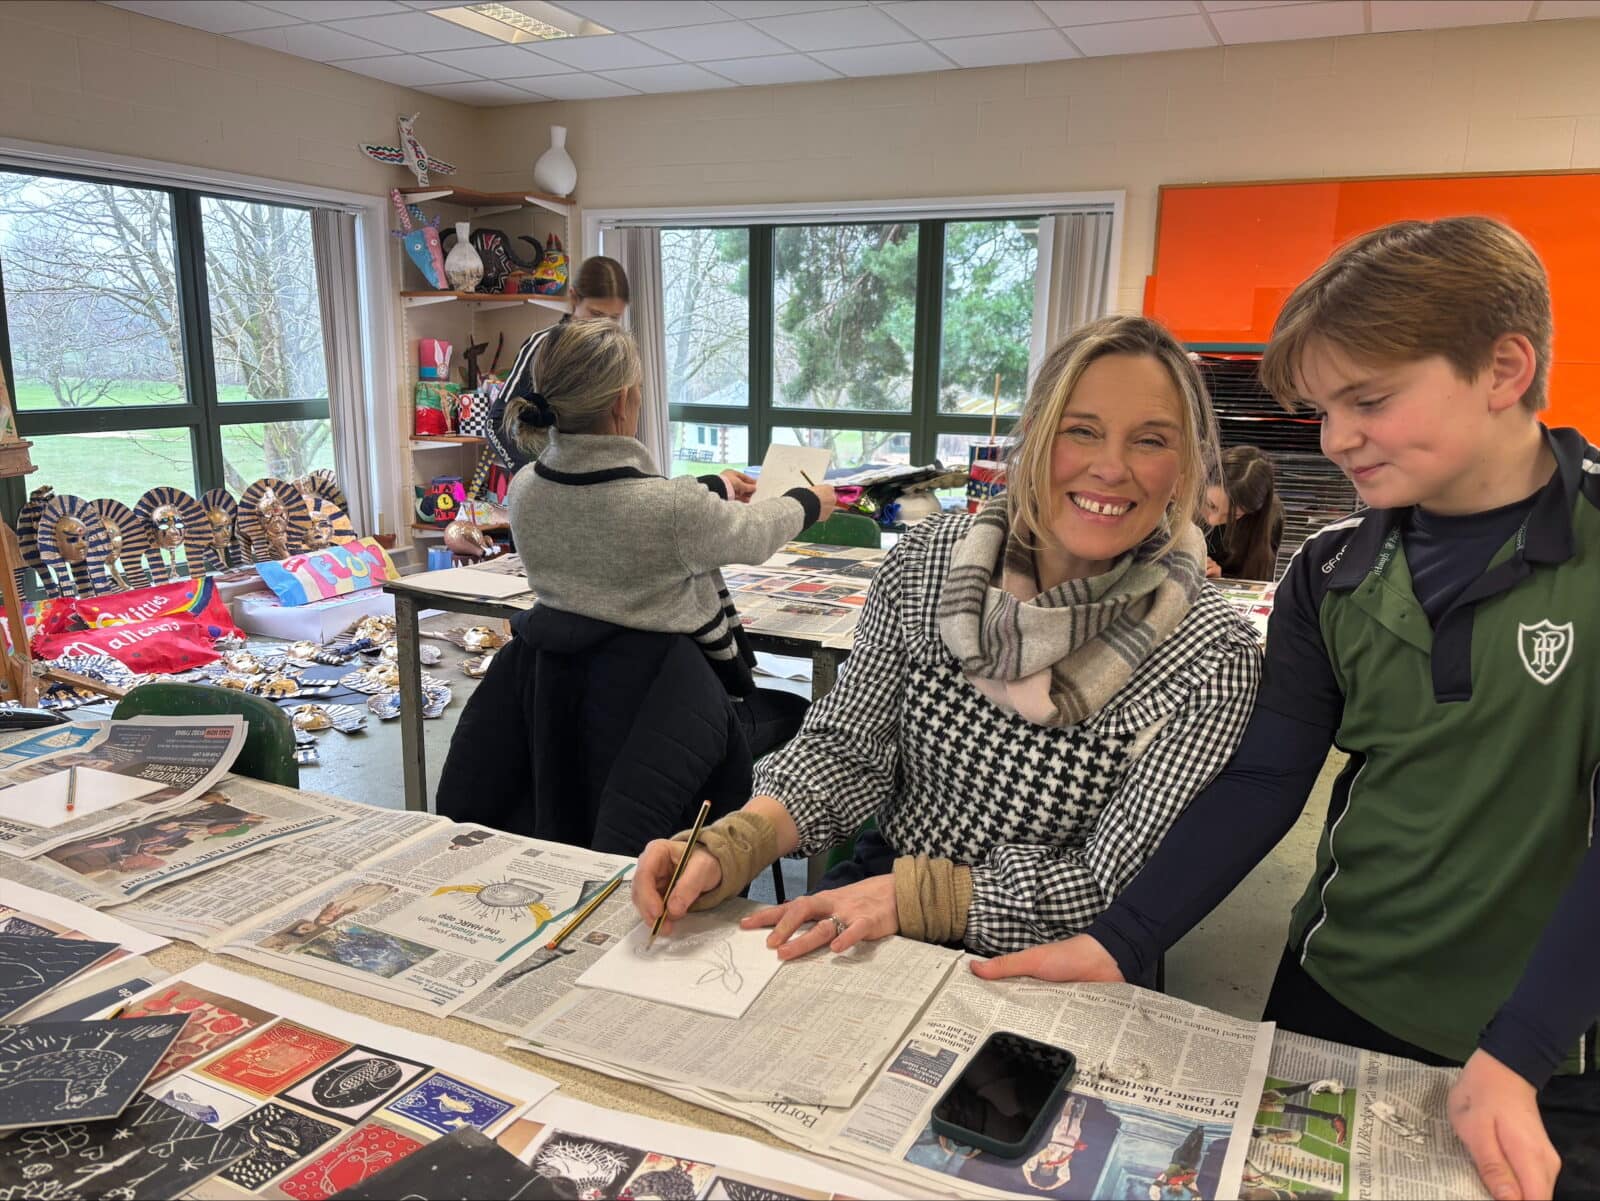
[1145,175,1600,438]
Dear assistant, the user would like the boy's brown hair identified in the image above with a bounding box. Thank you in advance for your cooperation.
[1259,216,1552,412]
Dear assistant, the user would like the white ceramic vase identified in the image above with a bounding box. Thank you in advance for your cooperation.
[533,125,577,197]
[444,221,484,292]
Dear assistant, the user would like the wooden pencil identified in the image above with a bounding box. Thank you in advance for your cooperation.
[543,873,626,951]
[648,799,712,949]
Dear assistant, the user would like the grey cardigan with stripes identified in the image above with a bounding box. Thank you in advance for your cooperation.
[509,431,820,692]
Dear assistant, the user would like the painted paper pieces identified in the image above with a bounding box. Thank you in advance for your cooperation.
[0,1015,187,1130]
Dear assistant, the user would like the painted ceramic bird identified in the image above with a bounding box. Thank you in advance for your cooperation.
[360,113,456,186]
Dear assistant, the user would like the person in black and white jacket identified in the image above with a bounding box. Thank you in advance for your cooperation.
[487,255,633,476]
[632,315,1262,965]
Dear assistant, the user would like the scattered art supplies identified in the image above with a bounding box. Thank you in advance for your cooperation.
[577,913,785,1020]
[0,1014,187,1130]
[751,445,832,504]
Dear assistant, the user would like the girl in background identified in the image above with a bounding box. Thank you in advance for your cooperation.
[489,255,633,475]
[1203,445,1283,580]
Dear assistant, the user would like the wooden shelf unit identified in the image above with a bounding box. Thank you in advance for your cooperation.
[398,181,571,559]
[399,186,572,218]
[401,289,568,312]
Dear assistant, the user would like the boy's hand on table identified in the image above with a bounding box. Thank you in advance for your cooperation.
[969,934,1125,983]
[1449,1049,1560,1201]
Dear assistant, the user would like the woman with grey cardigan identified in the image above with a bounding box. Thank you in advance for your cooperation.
[503,318,836,755]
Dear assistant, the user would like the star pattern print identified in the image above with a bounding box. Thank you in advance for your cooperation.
[754,513,1261,955]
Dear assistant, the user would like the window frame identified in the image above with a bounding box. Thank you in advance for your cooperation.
[610,191,1122,475]
[0,164,334,522]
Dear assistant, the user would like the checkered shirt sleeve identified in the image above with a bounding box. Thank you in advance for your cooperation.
[963,619,1261,955]
[751,536,919,854]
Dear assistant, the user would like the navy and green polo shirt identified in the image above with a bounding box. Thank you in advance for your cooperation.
[1090,425,1600,1082]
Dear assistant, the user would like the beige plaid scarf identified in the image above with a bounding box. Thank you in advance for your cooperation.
[937,493,1206,728]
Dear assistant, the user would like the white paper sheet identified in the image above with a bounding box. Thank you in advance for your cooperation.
[0,767,162,828]
[576,914,785,1019]
[752,445,832,503]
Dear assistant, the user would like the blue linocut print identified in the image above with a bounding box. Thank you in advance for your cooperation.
[383,1073,514,1136]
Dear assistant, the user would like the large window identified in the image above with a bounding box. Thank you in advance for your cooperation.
[0,168,334,513]
[659,217,1040,479]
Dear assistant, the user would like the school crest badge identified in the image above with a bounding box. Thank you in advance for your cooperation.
[1518,620,1573,684]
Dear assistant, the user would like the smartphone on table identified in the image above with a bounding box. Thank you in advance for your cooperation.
[929,1031,1078,1158]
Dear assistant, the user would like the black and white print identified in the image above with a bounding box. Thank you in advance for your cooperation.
[220,1101,343,1191]
[0,1014,187,1129]
[0,934,119,1019]
[282,1046,430,1124]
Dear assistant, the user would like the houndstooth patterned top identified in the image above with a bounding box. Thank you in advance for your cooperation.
[753,512,1262,956]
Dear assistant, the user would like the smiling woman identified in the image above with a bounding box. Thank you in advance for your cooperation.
[632,315,1264,968]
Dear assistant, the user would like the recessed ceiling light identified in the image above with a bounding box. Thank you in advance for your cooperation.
[431,2,610,44]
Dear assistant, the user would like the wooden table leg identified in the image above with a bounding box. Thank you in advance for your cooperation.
[394,592,428,813]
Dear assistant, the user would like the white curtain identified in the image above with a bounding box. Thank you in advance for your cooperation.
[311,209,378,533]
[1029,211,1116,372]
[611,226,672,473]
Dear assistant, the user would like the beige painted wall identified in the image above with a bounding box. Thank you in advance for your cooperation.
[0,0,487,194]
[479,16,1600,317]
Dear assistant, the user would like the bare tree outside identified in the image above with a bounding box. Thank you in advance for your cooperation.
[0,171,334,504]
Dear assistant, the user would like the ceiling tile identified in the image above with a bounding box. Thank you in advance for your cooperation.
[709,52,843,82]
[253,0,399,18]
[1370,1,1533,33]
[1067,13,1218,53]
[324,11,502,52]
[417,79,545,104]
[422,43,567,76]
[880,0,1052,39]
[328,53,476,83]
[1037,0,1201,24]
[232,23,394,60]
[1211,0,1364,42]
[519,32,677,69]
[600,63,741,91]
[1202,0,1322,9]
[635,20,790,58]
[932,29,1081,67]
[398,0,465,7]
[753,4,914,49]
[813,40,950,74]
[1535,0,1600,16]
[106,1,299,34]
[714,0,864,12]
[713,1,866,14]
[556,1,728,29]
[509,71,642,98]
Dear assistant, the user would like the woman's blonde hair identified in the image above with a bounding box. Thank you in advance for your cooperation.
[503,318,641,456]
[1007,315,1219,559]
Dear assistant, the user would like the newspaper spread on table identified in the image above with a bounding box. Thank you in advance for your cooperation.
[221,823,635,1016]
[1251,1030,1490,1200]
[0,776,348,908]
[520,923,963,1108]
[519,957,1275,1201]
[120,796,445,943]
[0,716,246,857]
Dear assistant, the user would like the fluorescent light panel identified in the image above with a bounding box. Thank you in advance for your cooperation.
[431,2,610,44]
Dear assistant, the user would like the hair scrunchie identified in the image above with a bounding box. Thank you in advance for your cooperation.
[518,390,557,429]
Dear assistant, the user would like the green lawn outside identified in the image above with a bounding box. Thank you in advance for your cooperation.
[12,378,254,410]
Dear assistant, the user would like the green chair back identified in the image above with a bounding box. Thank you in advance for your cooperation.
[111,682,300,789]
[795,512,882,549]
